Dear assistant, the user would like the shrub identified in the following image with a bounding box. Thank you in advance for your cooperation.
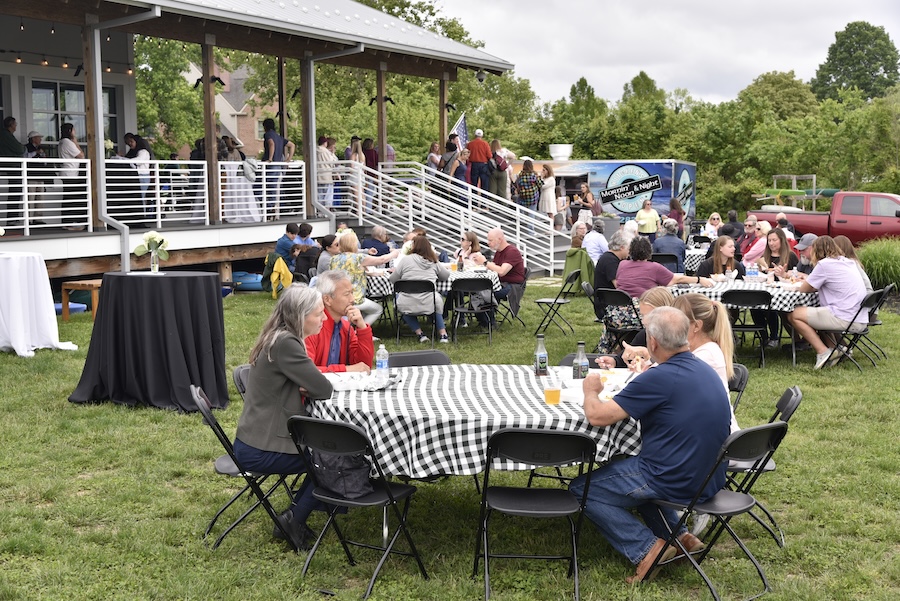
[858,237,900,290]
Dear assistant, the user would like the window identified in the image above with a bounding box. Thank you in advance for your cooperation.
[870,195,900,218]
[32,81,118,158]
[840,195,864,216]
[256,120,265,140]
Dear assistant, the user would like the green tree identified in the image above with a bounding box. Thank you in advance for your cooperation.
[739,71,818,121]
[810,21,900,101]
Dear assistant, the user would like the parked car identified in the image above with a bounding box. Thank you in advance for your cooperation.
[755,191,900,245]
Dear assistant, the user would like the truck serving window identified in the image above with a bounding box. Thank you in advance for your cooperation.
[870,195,900,217]
[840,196,864,216]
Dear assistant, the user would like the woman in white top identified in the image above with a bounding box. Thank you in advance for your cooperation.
[700,212,722,239]
[58,123,86,230]
[221,136,261,223]
[348,138,366,210]
[673,292,740,432]
[425,142,441,171]
[538,164,557,220]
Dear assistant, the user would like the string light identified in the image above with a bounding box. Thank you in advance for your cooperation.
[50,23,55,35]
[20,19,25,32]
[105,63,111,73]
[62,58,69,69]
[16,54,22,64]
[106,34,111,42]
[127,64,133,75]
[41,56,49,66]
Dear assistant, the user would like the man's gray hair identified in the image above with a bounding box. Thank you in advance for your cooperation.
[607,230,632,252]
[315,269,350,297]
[662,218,678,234]
[644,306,690,351]
[592,218,605,233]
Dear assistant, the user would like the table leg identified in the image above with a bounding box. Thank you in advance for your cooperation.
[90,289,100,321]
[62,287,71,321]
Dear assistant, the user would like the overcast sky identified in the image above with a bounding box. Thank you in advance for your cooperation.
[436,0,900,105]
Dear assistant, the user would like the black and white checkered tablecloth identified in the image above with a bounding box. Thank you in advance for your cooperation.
[669,280,819,313]
[308,364,642,478]
[685,249,707,273]
[366,270,502,298]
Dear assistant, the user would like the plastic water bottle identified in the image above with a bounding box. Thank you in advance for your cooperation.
[534,334,549,376]
[747,263,759,279]
[375,344,389,384]
[573,341,589,379]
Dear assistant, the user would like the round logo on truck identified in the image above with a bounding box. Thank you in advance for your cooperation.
[605,164,653,213]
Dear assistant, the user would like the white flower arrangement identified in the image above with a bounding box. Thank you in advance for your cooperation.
[133,230,169,260]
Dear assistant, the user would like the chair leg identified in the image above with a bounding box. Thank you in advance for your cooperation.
[748,503,785,548]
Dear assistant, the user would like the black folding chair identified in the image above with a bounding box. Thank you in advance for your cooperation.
[392,279,438,347]
[728,363,750,412]
[727,386,802,548]
[593,288,643,353]
[817,288,883,370]
[722,289,772,368]
[496,266,529,328]
[533,269,581,335]
[643,422,789,601]
[473,429,597,601]
[858,283,894,360]
[388,349,451,367]
[287,416,429,599]
[191,384,299,551]
[650,252,679,273]
[451,278,495,344]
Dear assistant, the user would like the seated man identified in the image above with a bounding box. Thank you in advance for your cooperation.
[306,270,375,373]
[275,222,300,271]
[582,218,609,264]
[569,307,731,584]
[651,218,686,273]
[472,227,526,326]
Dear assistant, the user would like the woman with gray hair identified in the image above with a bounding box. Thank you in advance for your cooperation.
[651,218,687,273]
[234,284,333,551]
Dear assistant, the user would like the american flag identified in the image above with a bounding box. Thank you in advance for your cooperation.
[451,112,468,150]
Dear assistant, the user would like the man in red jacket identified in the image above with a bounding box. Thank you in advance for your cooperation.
[305,271,374,373]
[466,128,493,192]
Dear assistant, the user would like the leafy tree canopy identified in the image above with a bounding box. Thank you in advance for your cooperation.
[810,21,900,101]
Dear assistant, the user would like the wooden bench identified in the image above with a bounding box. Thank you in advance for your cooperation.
[61,279,103,321]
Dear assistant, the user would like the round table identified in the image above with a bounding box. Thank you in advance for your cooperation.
[69,271,228,411]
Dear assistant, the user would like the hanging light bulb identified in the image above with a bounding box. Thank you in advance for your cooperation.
[127,64,133,75]
[16,54,22,64]
[63,58,69,69]
[20,19,25,32]
[51,23,56,35]
[41,56,49,66]
[105,63,111,73]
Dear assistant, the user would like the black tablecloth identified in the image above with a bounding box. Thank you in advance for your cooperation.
[69,271,228,411]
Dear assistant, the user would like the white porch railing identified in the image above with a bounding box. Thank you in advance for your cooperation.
[318,160,565,274]
[0,158,306,234]
[1,157,93,233]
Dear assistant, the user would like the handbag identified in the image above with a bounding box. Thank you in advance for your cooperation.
[310,449,375,499]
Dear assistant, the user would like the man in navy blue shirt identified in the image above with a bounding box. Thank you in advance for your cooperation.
[275,223,300,270]
[651,218,687,273]
[569,306,730,584]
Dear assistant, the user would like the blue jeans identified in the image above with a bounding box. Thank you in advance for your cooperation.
[233,438,324,523]
[470,162,490,191]
[402,312,445,334]
[568,456,686,565]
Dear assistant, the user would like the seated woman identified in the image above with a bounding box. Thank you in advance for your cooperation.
[564,234,594,294]
[329,231,398,325]
[741,220,771,267]
[696,235,746,279]
[455,231,485,263]
[700,212,722,239]
[832,235,874,292]
[233,284,333,551]
[595,286,675,368]
[755,227,800,347]
[389,235,450,343]
[673,293,740,432]
[596,237,712,353]
[785,235,869,369]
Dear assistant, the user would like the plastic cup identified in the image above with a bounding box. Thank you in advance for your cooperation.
[450,262,457,272]
[541,375,561,405]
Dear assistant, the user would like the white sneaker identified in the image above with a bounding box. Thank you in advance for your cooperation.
[814,350,832,370]
[439,335,449,344]
[418,335,430,343]
[690,512,710,535]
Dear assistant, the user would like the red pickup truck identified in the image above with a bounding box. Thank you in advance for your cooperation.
[755,191,900,245]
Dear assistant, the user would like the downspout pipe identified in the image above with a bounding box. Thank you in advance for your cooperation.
[90,6,162,272]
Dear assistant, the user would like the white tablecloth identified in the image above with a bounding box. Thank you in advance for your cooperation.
[308,364,642,478]
[0,251,77,357]
[669,280,819,313]
[685,248,708,273]
[366,269,502,298]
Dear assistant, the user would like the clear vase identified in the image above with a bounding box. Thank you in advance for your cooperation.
[150,249,160,273]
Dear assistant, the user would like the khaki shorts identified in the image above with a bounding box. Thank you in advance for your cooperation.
[805,306,866,333]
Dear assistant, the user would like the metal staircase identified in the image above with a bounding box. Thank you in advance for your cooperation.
[321,161,569,275]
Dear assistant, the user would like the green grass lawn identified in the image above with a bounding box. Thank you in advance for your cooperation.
[1,282,898,600]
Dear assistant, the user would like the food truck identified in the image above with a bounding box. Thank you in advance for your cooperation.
[510,159,697,222]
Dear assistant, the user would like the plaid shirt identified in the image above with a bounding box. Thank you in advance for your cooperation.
[515,172,543,205]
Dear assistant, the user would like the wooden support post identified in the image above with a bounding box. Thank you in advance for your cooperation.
[300,54,315,209]
[202,35,221,224]
[81,25,101,228]
[277,56,288,139]
[376,63,387,162]
[439,72,449,144]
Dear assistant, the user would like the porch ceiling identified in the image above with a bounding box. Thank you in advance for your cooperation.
[4,0,512,80]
